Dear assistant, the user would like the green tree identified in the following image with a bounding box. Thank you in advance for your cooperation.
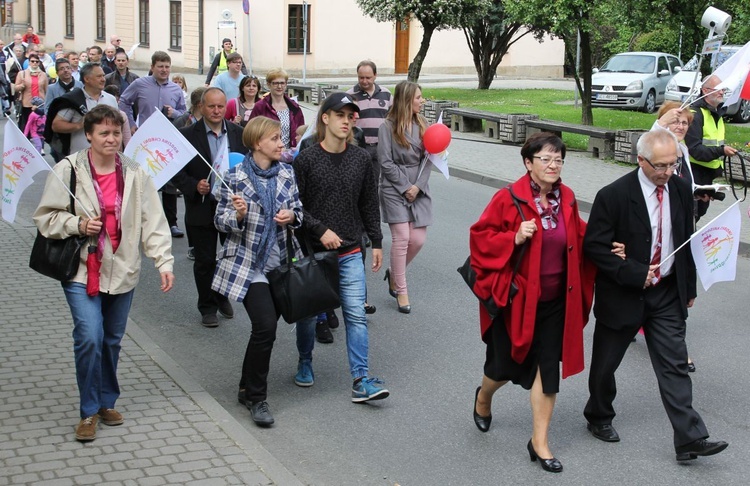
[506,0,597,124]
[356,0,489,82]
[463,1,536,89]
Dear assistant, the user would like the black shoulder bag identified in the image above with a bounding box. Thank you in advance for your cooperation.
[267,228,341,324]
[457,187,528,320]
[29,160,88,281]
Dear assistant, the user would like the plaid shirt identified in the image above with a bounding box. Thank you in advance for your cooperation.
[211,162,304,302]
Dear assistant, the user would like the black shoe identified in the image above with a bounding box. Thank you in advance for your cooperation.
[675,439,728,461]
[364,303,377,315]
[687,360,696,373]
[473,386,491,433]
[316,321,334,343]
[248,401,274,427]
[170,225,185,238]
[587,422,620,442]
[218,300,234,319]
[201,313,219,327]
[326,310,339,329]
[384,269,397,298]
[398,304,411,314]
[527,440,563,473]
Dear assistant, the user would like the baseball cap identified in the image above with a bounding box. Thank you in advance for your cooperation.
[320,92,360,114]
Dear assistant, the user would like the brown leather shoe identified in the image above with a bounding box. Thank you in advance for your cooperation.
[75,415,98,441]
[98,408,124,426]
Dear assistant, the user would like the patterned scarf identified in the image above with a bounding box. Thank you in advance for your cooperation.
[242,153,281,272]
[87,151,124,261]
[529,177,562,230]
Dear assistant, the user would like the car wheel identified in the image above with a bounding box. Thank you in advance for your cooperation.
[732,99,750,123]
[642,90,657,113]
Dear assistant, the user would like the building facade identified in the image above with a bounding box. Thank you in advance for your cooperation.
[2,0,563,77]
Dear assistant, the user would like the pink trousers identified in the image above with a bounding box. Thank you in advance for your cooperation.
[388,222,427,295]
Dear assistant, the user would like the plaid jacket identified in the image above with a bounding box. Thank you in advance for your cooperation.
[211,162,304,302]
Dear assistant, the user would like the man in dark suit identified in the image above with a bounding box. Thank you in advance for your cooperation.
[173,87,245,327]
[582,130,727,462]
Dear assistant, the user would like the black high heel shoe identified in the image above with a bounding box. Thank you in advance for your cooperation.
[396,294,411,314]
[473,386,491,432]
[384,269,397,298]
[527,440,563,473]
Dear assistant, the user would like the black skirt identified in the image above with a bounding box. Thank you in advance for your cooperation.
[483,297,565,394]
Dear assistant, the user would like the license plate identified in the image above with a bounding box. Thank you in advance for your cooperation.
[596,94,618,101]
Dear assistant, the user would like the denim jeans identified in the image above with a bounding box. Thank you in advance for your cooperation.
[296,252,369,379]
[62,282,134,418]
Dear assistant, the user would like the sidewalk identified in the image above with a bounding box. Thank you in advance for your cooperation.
[0,222,302,485]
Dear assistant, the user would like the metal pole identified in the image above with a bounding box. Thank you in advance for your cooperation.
[573,29,581,108]
[302,1,308,83]
[245,10,252,75]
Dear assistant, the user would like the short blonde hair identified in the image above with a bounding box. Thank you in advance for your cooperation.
[265,68,289,85]
[243,116,281,151]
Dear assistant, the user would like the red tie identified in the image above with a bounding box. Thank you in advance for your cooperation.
[650,186,664,282]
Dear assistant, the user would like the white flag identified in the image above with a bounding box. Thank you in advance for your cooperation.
[2,121,50,223]
[428,112,450,180]
[690,202,742,291]
[713,41,750,107]
[124,110,199,190]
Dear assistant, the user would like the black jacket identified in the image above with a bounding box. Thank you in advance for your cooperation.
[44,88,88,156]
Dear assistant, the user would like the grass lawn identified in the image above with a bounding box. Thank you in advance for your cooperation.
[421,88,749,152]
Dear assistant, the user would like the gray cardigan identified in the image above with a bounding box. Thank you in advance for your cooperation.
[377,119,433,227]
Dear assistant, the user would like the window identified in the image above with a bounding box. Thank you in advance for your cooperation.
[288,4,311,54]
[96,0,105,41]
[657,56,668,74]
[139,0,150,46]
[65,0,74,38]
[169,1,182,51]
[37,1,46,34]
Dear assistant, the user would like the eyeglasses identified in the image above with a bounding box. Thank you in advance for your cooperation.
[532,156,565,166]
[641,156,680,173]
[29,60,40,63]
[270,81,287,87]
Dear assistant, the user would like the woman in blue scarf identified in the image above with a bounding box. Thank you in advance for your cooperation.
[212,116,310,427]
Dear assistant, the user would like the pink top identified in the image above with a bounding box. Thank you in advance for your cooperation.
[95,171,121,253]
[539,215,567,302]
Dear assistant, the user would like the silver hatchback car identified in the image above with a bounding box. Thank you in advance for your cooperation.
[591,52,683,113]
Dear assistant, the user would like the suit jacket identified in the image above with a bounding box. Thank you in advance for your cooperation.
[211,161,304,302]
[172,119,246,226]
[583,169,697,330]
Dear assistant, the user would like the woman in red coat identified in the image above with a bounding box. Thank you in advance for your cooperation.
[469,132,596,473]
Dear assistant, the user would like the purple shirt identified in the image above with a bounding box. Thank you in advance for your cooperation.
[539,215,567,302]
[119,75,186,128]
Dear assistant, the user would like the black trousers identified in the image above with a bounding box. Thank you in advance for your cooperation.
[240,283,279,403]
[187,223,228,316]
[691,163,723,221]
[161,191,178,228]
[584,276,709,448]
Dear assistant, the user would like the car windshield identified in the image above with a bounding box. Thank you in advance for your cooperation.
[600,55,655,74]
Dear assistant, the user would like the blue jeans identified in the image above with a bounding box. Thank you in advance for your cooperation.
[62,282,134,418]
[296,253,369,379]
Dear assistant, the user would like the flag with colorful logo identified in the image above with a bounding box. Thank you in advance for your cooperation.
[2,121,50,223]
[124,110,199,190]
[690,201,742,291]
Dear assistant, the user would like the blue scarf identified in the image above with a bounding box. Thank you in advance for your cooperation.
[242,153,281,272]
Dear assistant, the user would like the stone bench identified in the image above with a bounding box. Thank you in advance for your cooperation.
[525,119,615,158]
[286,83,314,104]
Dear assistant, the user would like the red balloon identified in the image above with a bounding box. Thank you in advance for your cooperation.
[423,123,452,154]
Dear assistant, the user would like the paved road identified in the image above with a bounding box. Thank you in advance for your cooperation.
[129,173,749,485]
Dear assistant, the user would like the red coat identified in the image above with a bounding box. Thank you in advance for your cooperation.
[469,174,595,378]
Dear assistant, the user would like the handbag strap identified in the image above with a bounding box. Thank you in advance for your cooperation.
[66,157,77,216]
[284,227,318,269]
[506,185,528,283]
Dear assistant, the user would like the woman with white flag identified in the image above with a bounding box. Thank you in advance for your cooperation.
[33,105,174,442]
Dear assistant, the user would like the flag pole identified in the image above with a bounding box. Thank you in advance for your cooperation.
[42,159,96,220]
[657,198,744,267]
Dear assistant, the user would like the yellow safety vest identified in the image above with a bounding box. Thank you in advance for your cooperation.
[689,107,725,170]
[217,50,234,75]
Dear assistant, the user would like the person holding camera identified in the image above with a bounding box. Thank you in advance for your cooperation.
[468,132,596,473]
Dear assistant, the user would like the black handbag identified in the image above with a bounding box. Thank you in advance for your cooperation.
[29,160,88,281]
[267,228,341,324]
[458,186,528,319]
